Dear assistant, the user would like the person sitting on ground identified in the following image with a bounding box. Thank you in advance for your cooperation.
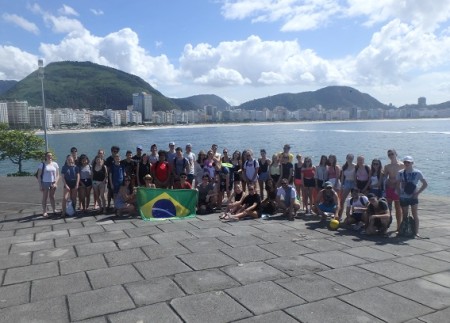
[173,172,192,189]
[221,183,246,218]
[261,177,278,216]
[196,174,216,214]
[143,174,156,188]
[314,181,340,222]
[222,184,261,221]
[276,178,301,221]
[365,193,391,235]
[115,177,137,216]
[343,188,369,230]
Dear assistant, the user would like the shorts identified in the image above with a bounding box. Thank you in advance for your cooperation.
[356,180,368,191]
[352,213,363,222]
[316,179,324,189]
[66,180,77,189]
[370,188,383,198]
[258,172,269,181]
[271,174,280,183]
[303,178,315,188]
[294,178,302,186]
[343,180,355,190]
[400,197,418,207]
[41,181,55,190]
[318,203,337,213]
[80,178,92,187]
[385,187,399,201]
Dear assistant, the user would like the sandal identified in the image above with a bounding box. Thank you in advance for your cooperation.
[219,212,229,220]
[222,214,238,222]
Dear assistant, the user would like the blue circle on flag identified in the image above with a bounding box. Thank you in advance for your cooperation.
[152,199,176,218]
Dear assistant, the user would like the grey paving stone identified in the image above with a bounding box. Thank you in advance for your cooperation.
[298,238,348,252]
[123,225,162,237]
[0,296,69,322]
[125,277,185,306]
[134,257,192,279]
[371,243,426,257]
[101,222,136,232]
[217,235,268,248]
[116,236,157,249]
[108,302,182,323]
[189,218,230,229]
[0,281,29,308]
[318,265,394,291]
[405,239,447,252]
[35,229,69,241]
[221,245,277,263]
[171,291,252,323]
[179,237,230,253]
[419,307,450,323]
[265,255,330,276]
[89,230,127,243]
[339,287,434,322]
[60,254,108,275]
[141,243,191,260]
[423,271,450,288]
[222,261,288,284]
[0,230,14,238]
[383,278,450,310]
[31,271,91,301]
[220,225,266,236]
[87,264,143,289]
[1,221,33,231]
[277,273,352,301]
[430,236,450,247]
[286,297,384,323]
[52,221,84,231]
[394,254,450,273]
[233,310,299,323]
[69,226,105,237]
[425,250,450,263]
[252,223,292,233]
[305,250,368,268]
[187,227,232,238]
[3,261,59,285]
[75,241,118,256]
[156,221,198,232]
[259,241,314,257]
[104,248,149,266]
[32,246,77,264]
[73,317,107,323]
[0,233,34,245]
[226,280,304,315]
[174,269,240,294]
[178,251,237,270]
[68,285,135,321]
[252,231,308,243]
[359,260,429,281]
[15,225,52,236]
[10,239,54,254]
[0,252,31,270]
[55,234,91,248]
[150,230,196,245]
[342,245,397,261]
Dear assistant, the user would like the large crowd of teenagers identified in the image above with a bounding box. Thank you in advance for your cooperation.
[36,143,428,237]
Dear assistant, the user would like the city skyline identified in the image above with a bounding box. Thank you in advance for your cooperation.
[2,1,450,107]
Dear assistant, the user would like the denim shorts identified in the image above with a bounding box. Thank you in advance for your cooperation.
[400,197,418,207]
[343,180,355,190]
[318,203,337,213]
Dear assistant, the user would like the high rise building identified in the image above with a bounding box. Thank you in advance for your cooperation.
[418,97,426,107]
[7,101,29,127]
[0,102,8,124]
[132,92,152,122]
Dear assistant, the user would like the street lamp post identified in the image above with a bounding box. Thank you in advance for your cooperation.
[38,59,48,152]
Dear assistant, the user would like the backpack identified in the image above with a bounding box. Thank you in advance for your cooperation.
[34,163,45,180]
[349,196,367,207]
[245,159,257,168]
[399,215,415,238]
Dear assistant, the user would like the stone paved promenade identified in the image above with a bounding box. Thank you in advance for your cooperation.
[0,177,449,322]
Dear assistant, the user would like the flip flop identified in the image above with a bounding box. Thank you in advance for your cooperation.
[219,212,228,220]
[222,214,238,222]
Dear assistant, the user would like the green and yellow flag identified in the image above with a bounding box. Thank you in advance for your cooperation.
[137,188,198,221]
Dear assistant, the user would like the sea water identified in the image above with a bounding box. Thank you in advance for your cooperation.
[1,119,449,196]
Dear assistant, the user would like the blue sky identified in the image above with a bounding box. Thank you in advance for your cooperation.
[2,0,450,106]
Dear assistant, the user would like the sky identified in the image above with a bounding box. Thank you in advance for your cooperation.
[2,0,450,107]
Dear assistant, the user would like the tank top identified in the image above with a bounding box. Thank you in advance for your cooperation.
[235,191,244,202]
[258,159,269,173]
[270,164,281,176]
[356,165,369,181]
[92,165,106,181]
[302,167,315,179]
[343,167,355,181]
[294,163,302,179]
[328,166,337,179]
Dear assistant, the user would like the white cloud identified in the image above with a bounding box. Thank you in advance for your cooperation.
[195,67,251,86]
[0,46,37,80]
[43,15,84,34]
[58,4,79,17]
[90,9,104,16]
[2,13,39,34]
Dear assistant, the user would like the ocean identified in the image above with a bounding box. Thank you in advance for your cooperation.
[1,119,449,196]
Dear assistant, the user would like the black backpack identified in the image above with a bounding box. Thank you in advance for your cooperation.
[399,215,415,238]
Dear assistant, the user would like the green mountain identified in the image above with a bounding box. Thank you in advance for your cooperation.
[171,94,230,111]
[0,80,17,95]
[0,61,178,111]
[239,86,388,110]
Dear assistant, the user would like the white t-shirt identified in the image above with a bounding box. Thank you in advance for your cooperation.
[244,159,259,181]
[184,152,196,175]
[346,195,368,212]
[40,162,59,183]
[276,186,297,200]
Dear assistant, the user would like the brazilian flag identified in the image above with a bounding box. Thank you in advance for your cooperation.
[137,188,198,221]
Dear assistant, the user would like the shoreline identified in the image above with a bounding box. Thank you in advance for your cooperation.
[35,118,450,135]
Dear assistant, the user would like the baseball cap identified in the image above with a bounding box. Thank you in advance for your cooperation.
[323,181,332,188]
[403,156,414,163]
[136,145,143,150]
[169,142,175,146]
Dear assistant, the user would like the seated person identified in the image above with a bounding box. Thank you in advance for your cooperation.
[143,174,156,188]
[196,174,216,214]
[114,177,137,216]
[314,181,340,221]
[261,178,278,216]
[343,188,369,229]
[173,173,192,189]
[221,183,246,218]
[366,193,391,235]
[222,184,261,221]
[276,178,301,221]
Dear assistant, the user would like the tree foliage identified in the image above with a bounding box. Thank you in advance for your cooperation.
[0,125,45,174]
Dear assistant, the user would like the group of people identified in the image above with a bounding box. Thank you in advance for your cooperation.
[36,143,427,237]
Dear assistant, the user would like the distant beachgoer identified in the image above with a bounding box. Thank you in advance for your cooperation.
[173,172,192,189]
[365,193,390,235]
[105,145,120,210]
[243,149,259,187]
[276,178,301,221]
[314,181,340,222]
[148,144,159,164]
[315,155,329,193]
[327,154,341,193]
[279,144,294,163]
[194,150,207,186]
[383,149,404,231]
[143,174,156,188]
[92,156,108,214]
[222,184,261,221]
[231,150,242,185]
[355,155,370,194]
[184,143,196,185]
[61,155,79,217]
[121,150,137,188]
[37,152,60,217]
[294,154,303,203]
[136,154,151,187]
[257,149,271,199]
[78,154,92,212]
[269,153,281,185]
[152,150,171,189]
[115,177,137,216]
[301,157,316,215]
[280,153,294,185]
[172,147,190,184]
[368,158,383,198]
[339,153,355,219]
